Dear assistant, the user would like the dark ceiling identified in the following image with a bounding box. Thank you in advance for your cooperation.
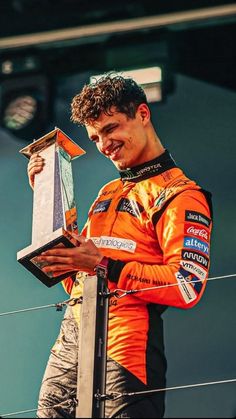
[0,0,236,91]
[0,0,235,37]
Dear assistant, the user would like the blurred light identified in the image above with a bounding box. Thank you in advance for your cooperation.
[3,95,37,130]
[0,73,53,141]
[90,66,163,103]
[0,55,40,77]
[119,67,162,85]
[2,60,14,75]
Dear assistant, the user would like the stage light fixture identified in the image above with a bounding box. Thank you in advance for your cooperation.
[3,94,37,131]
[90,66,163,103]
[0,55,53,141]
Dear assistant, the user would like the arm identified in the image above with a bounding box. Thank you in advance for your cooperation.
[33,189,212,307]
[107,190,213,309]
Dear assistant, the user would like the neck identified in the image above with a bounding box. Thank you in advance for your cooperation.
[119,149,177,182]
[144,123,165,161]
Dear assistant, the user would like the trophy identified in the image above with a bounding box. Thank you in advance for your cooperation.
[17,127,86,287]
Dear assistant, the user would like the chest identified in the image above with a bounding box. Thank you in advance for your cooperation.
[87,181,163,260]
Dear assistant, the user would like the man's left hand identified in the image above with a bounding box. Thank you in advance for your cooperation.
[35,235,103,277]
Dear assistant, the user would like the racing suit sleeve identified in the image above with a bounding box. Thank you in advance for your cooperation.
[107,190,213,309]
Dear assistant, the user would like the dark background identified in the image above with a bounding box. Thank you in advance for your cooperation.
[0,1,236,417]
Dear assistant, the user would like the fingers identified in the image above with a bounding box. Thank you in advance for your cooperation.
[43,263,73,274]
[53,243,65,249]
[27,153,45,188]
[27,154,44,173]
[40,248,74,257]
[38,255,72,262]
[68,234,92,248]
[45,267,77,277]
[70,232,86,242]
[35,254,75,275]
[35,236,102,273]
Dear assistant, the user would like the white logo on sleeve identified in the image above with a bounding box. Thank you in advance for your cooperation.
[175,271,197,304]
[180,261,207,280]
[91,236,137,253]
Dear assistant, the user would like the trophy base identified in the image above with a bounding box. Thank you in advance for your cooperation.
[17,227,77,287]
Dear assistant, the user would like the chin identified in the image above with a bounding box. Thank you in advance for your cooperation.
[114,161,129,170]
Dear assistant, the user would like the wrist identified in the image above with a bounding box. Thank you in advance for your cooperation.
[94,256,109,279]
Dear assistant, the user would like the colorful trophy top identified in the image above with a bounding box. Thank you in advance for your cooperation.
[19,126,86,160]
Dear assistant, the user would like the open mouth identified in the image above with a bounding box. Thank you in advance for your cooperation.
[107,144,123,160]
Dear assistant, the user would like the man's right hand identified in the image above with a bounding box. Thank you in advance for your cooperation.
[27,153,45,189]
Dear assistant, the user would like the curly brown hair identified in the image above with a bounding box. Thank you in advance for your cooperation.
[70,72,148,126]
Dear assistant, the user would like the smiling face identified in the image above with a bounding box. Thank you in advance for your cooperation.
[86,104,159,170]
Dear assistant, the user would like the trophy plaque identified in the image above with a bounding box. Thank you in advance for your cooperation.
[17,127,86,287]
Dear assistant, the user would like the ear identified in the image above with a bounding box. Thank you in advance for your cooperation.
[137,103,150,125]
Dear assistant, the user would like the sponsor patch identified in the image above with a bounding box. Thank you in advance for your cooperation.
[180,260,207,280]
[184,223,209,241]
[175,271,197,304]
[154,179,191,208]
[93,199,111,213]
[185,210,211,227]
[91,236,136,253]
[183,236,209,255]
[116,198,144,217]
[181,250,209,268]
[179,268,203,294]
[100,187,119,197]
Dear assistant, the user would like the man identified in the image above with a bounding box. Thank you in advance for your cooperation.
[28,73,213,418]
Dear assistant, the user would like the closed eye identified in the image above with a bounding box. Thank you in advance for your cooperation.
[106,124,117,133]
[89,123,118,143]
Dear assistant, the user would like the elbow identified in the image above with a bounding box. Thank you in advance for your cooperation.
[177,289,205,310]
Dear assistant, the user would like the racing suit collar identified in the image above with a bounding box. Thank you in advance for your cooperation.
[119,149,177,182]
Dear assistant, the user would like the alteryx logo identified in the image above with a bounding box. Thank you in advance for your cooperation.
[183,236,209,255]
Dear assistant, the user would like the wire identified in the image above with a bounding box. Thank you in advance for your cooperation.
[0,303,60,317]
[0,407,37,417]
[207,273,236,280]
[0,273,235,416]
[101,377,236,401]
[0,297,82,317]
[0,273,235,317]
[0,397,77,417]
[1,378,236,416]
[113,273,236,299]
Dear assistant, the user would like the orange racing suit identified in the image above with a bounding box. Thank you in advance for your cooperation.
[61,149,213,417]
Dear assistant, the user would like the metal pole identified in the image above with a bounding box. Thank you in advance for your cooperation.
[76,274,109,418]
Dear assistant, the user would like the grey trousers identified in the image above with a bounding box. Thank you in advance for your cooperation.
[37,306,78,418]
[37,305,164,418]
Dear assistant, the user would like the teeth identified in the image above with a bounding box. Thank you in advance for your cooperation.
[105,144,122,157]
[112,145,121,153]
[106,146,119,156]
